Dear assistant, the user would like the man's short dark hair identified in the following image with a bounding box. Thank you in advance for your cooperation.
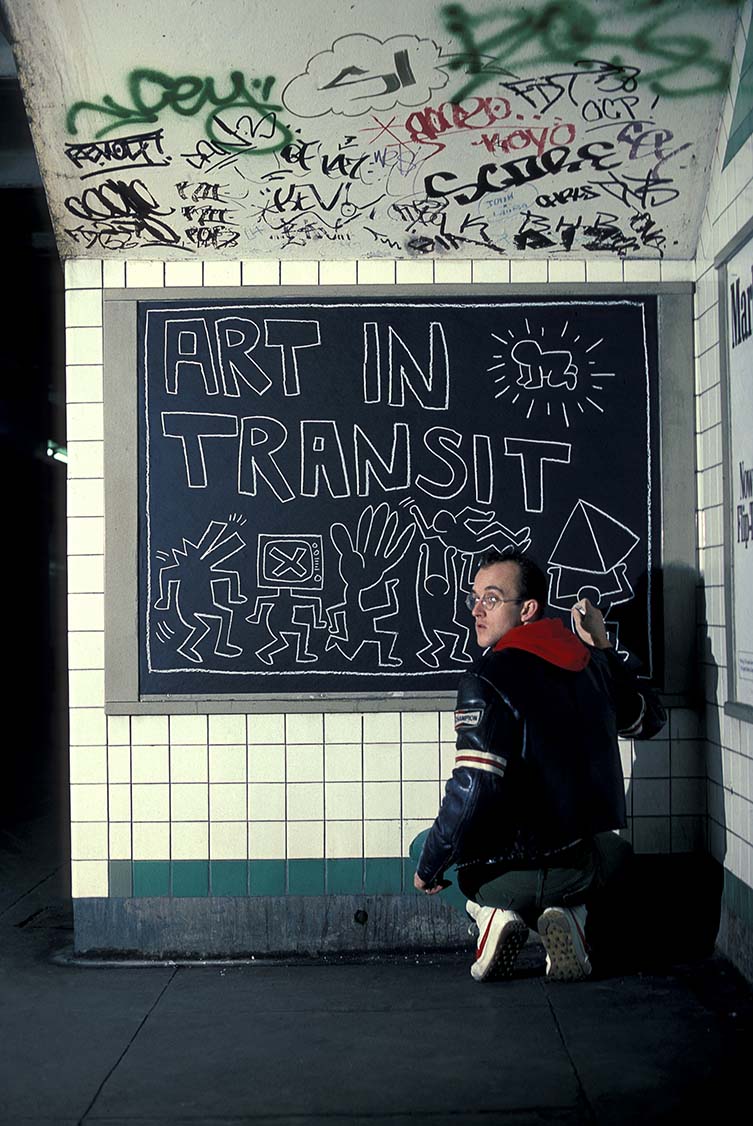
[476,549,548,614]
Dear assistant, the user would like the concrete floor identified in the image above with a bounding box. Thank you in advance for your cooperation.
[1,809,752,1126]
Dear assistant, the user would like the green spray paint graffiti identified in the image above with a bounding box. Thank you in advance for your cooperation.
[442,0,738,103]
[66,69,292,155]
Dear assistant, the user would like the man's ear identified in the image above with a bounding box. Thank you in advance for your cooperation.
[520,598,539,624]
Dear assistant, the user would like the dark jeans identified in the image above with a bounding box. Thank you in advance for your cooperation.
[409,831,633,930]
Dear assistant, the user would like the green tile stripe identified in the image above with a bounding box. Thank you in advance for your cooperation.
[112,858,418,898]
[723,867,753,928]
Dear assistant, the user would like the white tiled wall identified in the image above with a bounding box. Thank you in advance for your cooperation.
[694,3,753,916]
[66,252,699,897]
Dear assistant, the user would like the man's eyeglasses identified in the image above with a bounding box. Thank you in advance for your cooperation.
[465,593,524,612]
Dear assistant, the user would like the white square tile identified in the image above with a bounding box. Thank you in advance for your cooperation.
[169,714,208,745]
[364,820,401,857]
[363,743,401,781]
[363,712,400,742]
[67,555,104,594]
[247,744,286,783]
[247,713,285,744]
[131,715,169,746]
[108,783,131,821]
[434,260,472,284]
[248,821,286,859]
[66,260,103,289]
[632,817,670,854]
[324,713,362,743]
[364,781,401,819]
[357,260,396,284]
[67,440,104,479]
[287,744,324,782]
[102,260,126,288]
[69,746,107,784]
[287,820,324,858]
[671,778,706,815]
[171,783,209,820]
[171,822,209,860]
[68,669,104,708]
[209,744,247,782]
[248,782,286,821]
[242,260,280,286]
[287,782,324,820]
[210,821,247,860]
[325,821,363,858]
[165,261,203,287]
[286,712,324,743]
[632,742,669,778]
[131,745,169,782]
[132,822,170,860]
[70,824,108,855]
[132,784,170,821]
[472,260,511,283]
[324,743,363,781]
[510,260,547,283]
[585,259,624,283]
[203,261,241,286]
[66,365,103,404]
[396,260,434,284]
[66,403,104,442]
[170,745,209,783]
[402,742,441,780]
[68,630,105,670]
[280,261,319,286]
[68,593,105,631]
[65,289,103,328]
[632,778,670,816]
[209,783,247,820]
[660,260,694,282]
[125,261,164,288]
[71,860,108,898]
[402,780,441,819]
[67,479,104,517]
[209,714,247,745]
[69,783,108,822]
[401,712,439,742]
[325,781,363,820]
[548,260,586,283]
[69,707,107,746]
[320,260,358,285]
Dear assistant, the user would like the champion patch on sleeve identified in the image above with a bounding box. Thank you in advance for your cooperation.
[455,708,482,729]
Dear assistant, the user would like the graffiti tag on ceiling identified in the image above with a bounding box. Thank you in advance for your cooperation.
[58,1,738,260]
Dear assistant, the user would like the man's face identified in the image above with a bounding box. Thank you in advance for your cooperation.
[470,561,528,648]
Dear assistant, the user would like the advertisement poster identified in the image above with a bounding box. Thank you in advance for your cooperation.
[726,238,753,710]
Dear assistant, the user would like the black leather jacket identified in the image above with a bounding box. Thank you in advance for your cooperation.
[416,639,666,890]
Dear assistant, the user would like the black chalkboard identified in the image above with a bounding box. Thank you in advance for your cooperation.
[137,295,660,696]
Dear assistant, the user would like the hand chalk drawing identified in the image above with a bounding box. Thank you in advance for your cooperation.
[139,296,659,695]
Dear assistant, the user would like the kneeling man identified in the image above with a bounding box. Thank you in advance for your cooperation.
[413,550,665,981]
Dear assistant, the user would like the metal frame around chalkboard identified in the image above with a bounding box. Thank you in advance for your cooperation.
[103,281,694,713]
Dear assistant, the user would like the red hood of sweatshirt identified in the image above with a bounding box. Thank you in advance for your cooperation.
[492,617,590,671]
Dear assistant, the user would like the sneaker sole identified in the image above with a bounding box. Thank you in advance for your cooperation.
[538,915,590,981]
[471,917,529,982]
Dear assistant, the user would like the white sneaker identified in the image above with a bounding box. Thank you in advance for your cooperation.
[470,906,529,982]
[465,899,480,939]
[537,904,592,981]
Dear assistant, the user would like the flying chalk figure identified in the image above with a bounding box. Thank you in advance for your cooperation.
[511,339,578,391]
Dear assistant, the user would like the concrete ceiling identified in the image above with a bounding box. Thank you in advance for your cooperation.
[1,0,741,262]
